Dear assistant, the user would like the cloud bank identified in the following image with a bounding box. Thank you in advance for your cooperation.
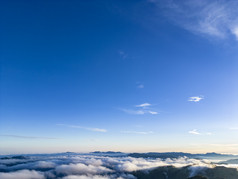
[1,152,237,179]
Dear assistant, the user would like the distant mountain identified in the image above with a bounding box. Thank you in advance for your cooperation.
[90,151,127,157]
[194,152,236,159]
[129,152,192,159]
[128,152,237,160]
[92,151,124,154]
[1,151,237,160]
[219,158,238,164]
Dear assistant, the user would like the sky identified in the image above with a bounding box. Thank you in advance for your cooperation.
[0,0,238,154]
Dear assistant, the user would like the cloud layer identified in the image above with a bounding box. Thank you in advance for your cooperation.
[1,153,237,179]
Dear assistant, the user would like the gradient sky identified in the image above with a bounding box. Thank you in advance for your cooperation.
[1,0,238,154]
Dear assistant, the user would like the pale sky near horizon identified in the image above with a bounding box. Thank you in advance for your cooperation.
[1,0,238,154]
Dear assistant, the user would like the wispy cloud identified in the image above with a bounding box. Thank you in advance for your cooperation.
[148,111,158,115]
[118,50,128,59]
[189,129,201,135]
[120,103,158,115]
[188,96,204,102]
[137,84,144,89]
[136,103,151,108]
[120,109,146,115]
[149,0,238,40]
[136,82,144,89]
[57,124,107,132]
[188,129,212,136]
[229,127,238,130]
[121,131,154,135]
[0,134,58,139]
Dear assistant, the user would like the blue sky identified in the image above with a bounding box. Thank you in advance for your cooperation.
[1,0,238,154]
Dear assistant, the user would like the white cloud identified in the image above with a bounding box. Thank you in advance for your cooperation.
[114,157,212,172]
[0,170,45,179]
[120,102,158,115]
[85,128,107,133]
[121,131,153,135]
[189,129,201,135]
[120,108,158,115]
[62,174,136,179]
[188,96,203,102]
[231,26,238,40]
[57,124,107,132]
[148,111,158,115]
[2,153,238,179]
[149,0,238,40]
[189,129,212,136]
[136,103,151,108]
[55,163,112,176]
[0,161,56,171]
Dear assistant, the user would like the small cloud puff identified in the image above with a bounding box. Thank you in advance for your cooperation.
[188,96,204,102]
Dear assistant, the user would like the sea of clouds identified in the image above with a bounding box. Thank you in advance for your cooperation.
[0,153,237,179]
